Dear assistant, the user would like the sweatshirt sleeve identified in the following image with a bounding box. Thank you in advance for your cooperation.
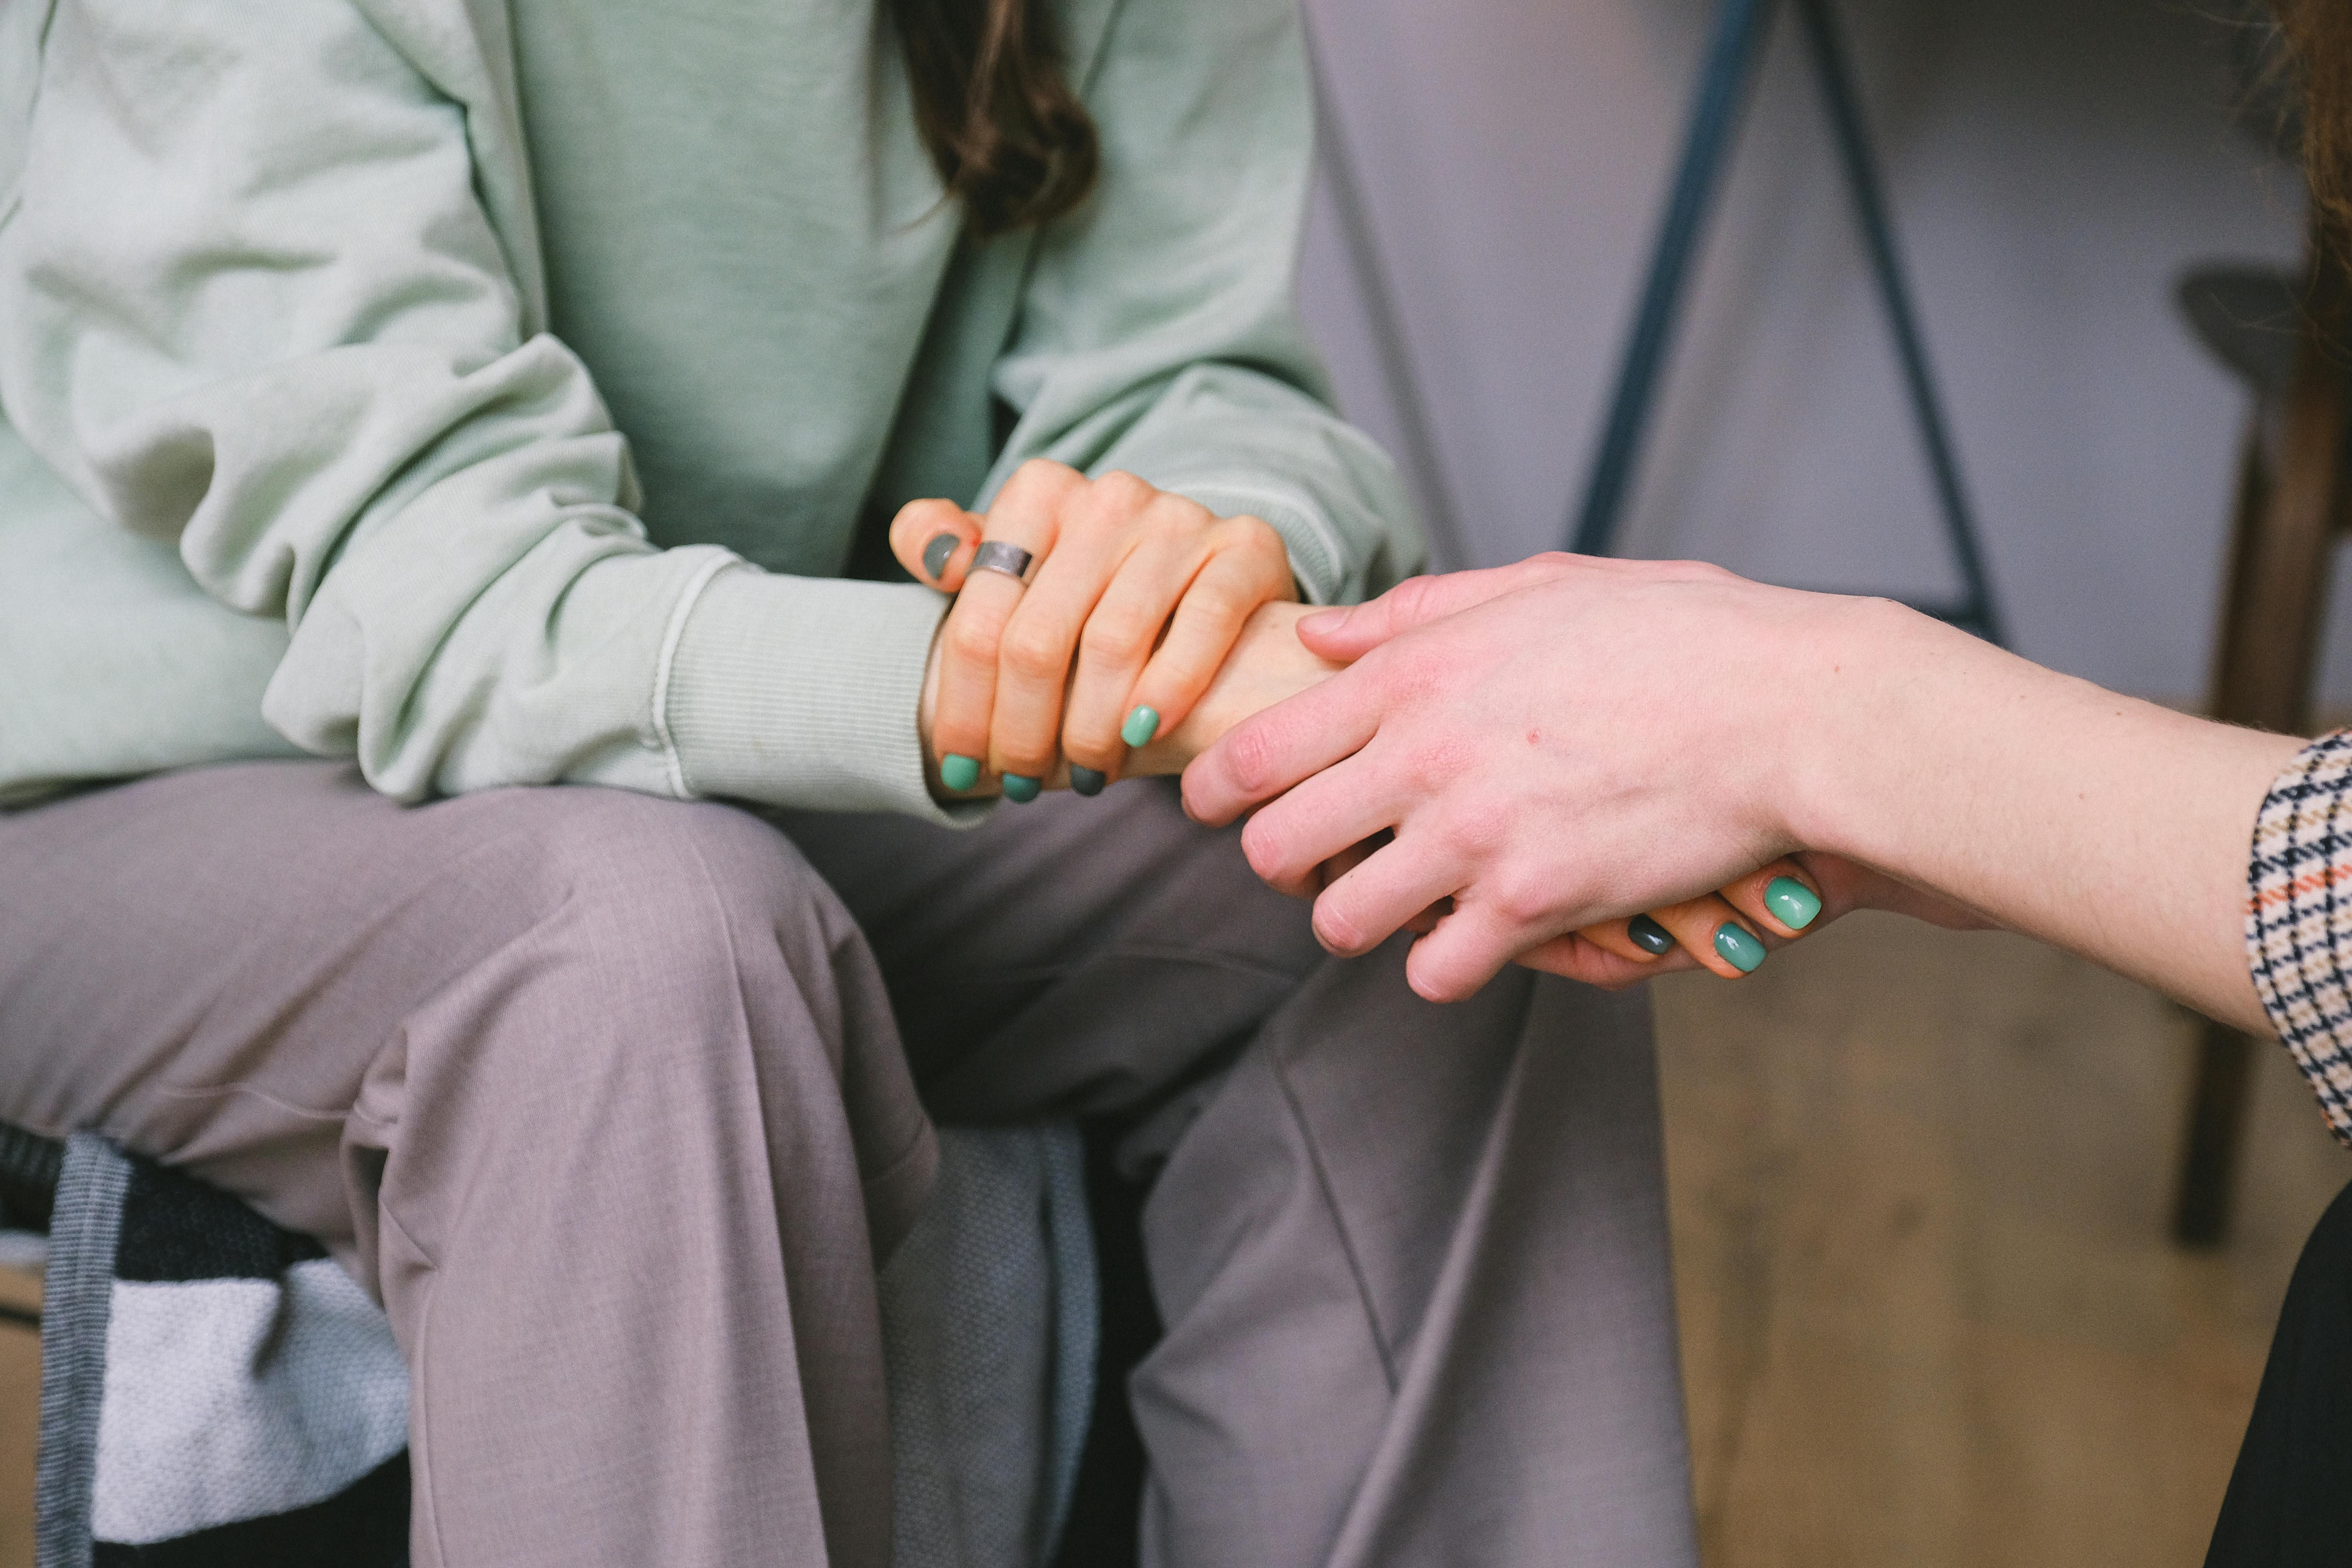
[982,0,1424,606]
[0,0,957,819]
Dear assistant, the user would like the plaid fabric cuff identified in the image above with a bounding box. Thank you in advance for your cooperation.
[2248,729,2352,1147]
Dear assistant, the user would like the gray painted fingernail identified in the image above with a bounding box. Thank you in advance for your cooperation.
[922,533,959,581]
[1627,914,1675,956]
[1069,766,1107,797]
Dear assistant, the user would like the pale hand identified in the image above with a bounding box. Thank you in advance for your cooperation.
[920,600,1342,790]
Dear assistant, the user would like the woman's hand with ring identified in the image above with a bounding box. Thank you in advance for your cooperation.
[891,459,1297,799]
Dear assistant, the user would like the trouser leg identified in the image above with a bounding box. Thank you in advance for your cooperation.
[0,763,930,1568]
[2205,1179,2352,1568]
[786,782,1700,1568]
[1136,959,1696,1568]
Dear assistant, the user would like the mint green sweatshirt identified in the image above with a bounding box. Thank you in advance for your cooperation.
[0,0,1419,816]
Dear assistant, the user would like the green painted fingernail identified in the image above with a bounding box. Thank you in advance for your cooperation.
[922,533,959,580]
[1121,706,1161,747]
[1002,773,1041,803]
[1627,914,1675,956]
[1714,922,1766,974]
[1069,765,1107,797]
[1764,876,1821,930]
[940,753,980,792]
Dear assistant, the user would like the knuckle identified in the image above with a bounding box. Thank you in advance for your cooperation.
[1179,577,1249,626]
[1082,470,1157,531]
[1311,897,1365,955]
[1489,871,1557,932]
[1010,457,1072,493]
[1143,494,1208,541]
[1223,513,1284,556]
[1388,574,1438,621]
[1222,717,1282,792]
[1383,646,1452,709]
[1217,517,1291,581]
[942,613,1001,667]
[1433,795,1505,861]
[1239,813,1286,876]
[1090,469,1156,518]
[998,622,1070,681]
[1660,556,1733,584]
[1078,608,1153,666]
[998,459,1077,518]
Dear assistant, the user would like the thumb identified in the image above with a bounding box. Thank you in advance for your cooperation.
[889,498,984,591]
[1297,554,1581,660]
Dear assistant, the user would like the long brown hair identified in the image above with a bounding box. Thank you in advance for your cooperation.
[2274,0,2352,234]
[891,0,1099,238]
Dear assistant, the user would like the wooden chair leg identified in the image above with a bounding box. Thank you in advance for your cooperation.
[2173,428,2270,1248]
[2175,1021,2260,1245]
[2173,231,2352,1246]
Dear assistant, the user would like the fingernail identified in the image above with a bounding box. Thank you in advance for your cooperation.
[1298,608,1347,636]
[1627,914,1675,956]
[1001,773,1041,803]
[1121,706,1161,747]
[922,533,959,581]
[1714,922,1767,973]
[940,753,980,792]
[1764,876,1821,930]
[1069,765,1107,797]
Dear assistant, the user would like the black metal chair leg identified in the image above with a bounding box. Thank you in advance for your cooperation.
[1570,0,2006,647]
[1573,0,1779,558]
[1791,0,2002,643]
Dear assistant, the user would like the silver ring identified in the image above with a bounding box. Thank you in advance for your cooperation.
[969,541,1034,585]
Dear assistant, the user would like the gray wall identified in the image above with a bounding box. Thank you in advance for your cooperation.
[1294,0,2337,701]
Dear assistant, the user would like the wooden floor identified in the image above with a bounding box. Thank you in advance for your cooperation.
[1655,913,2350,1568]
[0,1272,35,1568]
[0,914,2335,1567]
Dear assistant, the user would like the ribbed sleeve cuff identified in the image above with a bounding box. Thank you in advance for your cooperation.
[662,566,985,825]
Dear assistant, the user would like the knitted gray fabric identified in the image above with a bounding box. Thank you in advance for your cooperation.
[35,1135,127,1568]
[880,1125,1098,1568]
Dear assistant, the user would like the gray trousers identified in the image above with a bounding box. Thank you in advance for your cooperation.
[0,762,1696,1568]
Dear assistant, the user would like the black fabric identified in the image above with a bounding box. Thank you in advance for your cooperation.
[2206,1179,2352,1568]
[0,1121,61,1229]
[114,1157,325,1283]
[1048,1125,1158,1568]
[91,1452,410,1568]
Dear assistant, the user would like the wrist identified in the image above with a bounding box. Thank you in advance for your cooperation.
[1774,595,1964,867]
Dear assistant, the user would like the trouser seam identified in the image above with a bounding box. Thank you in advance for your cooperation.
[1268,1027,1400,1393]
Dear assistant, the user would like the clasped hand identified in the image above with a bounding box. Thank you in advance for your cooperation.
[893,459,1327,793]
[894,474,1893,1001]
[1182,554,1985,1001]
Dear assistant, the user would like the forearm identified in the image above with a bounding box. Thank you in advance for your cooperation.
[1784,600,2301,1030]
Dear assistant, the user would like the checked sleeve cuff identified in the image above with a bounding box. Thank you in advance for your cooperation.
[2248,729,2352,1146]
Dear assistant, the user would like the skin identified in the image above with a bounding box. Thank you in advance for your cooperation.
[891,459,1296,792]
[1181,553,2300,1028]
[899,479,1805,972]
[917,597,1346,793]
